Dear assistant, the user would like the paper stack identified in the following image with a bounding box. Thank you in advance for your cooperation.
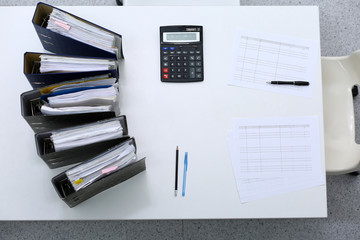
[228,116,325,203]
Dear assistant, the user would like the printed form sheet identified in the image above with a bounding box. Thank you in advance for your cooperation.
[228,116,325,203]
[229,29,319,98]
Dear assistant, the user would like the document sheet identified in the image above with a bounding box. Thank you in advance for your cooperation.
[51,119,123,151]
[229,29,319,97]
[39,75,119,116]
[39,55,116,73]
[228,116,325,203]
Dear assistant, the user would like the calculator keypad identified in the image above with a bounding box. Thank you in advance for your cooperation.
[161,45,203,82]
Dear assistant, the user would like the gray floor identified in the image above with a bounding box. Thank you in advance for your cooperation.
[1,0,359,239]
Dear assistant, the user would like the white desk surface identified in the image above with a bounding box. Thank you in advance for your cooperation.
[0,6,326,220]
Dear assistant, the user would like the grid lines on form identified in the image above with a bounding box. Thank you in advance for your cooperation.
[237,124,312,177]
[234,35,310,85]
[229,116,324,203]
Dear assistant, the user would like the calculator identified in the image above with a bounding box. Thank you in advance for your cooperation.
[160,25,204,82]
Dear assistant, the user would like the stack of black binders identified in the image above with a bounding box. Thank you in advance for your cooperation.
[20,2,146,208]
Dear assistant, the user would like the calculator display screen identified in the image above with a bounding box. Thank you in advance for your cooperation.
[163,32,200,43]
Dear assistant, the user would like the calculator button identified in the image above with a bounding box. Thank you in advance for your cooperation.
[161,40,203,82]
[190,68,196,78]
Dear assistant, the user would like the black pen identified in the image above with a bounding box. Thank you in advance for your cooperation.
[266,81,310,86]
[175,146,179,197]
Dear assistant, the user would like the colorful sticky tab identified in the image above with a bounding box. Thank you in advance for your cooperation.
[74,178,83,185]
[102,166,118,174]
[54,19,71,31]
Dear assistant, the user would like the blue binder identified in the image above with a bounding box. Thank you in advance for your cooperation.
[24,52,119,89]
[32,2,124,60]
